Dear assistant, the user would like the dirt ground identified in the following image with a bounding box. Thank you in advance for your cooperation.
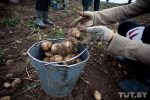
[0,0,150,100]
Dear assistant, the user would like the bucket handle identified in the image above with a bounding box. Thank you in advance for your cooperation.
[44,47,88,67]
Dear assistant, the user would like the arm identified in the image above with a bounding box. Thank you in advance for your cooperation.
[108,34,150,65]
[93,0,150,25]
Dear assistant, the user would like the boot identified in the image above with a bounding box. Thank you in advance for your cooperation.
[35,10,46,28]
[43,11,54,25]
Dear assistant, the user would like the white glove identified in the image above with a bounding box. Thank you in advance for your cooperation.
[81,25,115,42]
[70,11,94,27]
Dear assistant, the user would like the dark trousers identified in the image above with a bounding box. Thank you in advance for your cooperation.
[82,0,100,11]
[94,0,100,11]
[35,0,49,11]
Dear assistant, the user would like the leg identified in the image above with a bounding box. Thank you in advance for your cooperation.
[94,0,100,11]
[82,0,90,11]
[35,0,46,28]
[43,0,54,25]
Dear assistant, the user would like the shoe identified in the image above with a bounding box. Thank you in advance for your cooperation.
[43,11,54,25]
[118,79,150,92]
[35,10,46,28]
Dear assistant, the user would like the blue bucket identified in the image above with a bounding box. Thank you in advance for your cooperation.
[27,39,90,98]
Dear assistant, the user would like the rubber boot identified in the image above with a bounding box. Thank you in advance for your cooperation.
[43,11,54,25]
[35,10,46,28]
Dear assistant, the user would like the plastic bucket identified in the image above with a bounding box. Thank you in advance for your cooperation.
[27,39,90,97]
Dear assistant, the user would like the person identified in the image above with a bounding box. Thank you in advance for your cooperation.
[82,0,100,11]
[35,0,54,28]
[71,0,150,92]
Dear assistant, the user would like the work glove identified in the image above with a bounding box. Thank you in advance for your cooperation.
[70,11,94,27]
[80,25,115,42]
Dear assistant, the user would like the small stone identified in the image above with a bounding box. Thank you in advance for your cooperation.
[118,64,122,68]
[22,52,27,56]
[9,31,13,33]
[3,82,11,88]
[100,54,105,57]
[16,40,22,44]
[6,60,13,65]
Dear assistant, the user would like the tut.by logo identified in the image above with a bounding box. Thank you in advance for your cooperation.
[118,92,147,99]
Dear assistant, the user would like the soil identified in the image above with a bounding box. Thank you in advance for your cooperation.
[0,0,150,100]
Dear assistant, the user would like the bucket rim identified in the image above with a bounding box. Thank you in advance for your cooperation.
[27,40,90,67]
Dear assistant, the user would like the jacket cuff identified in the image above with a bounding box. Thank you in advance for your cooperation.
[107,34,127,55]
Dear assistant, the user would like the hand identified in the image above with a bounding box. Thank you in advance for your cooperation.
[81,25,115,42]
[70,11,94,27]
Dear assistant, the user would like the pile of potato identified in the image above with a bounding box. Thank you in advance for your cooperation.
[41,28,82,65]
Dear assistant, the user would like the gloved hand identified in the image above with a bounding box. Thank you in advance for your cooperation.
[80,25,115,42]
[70,11,94,27]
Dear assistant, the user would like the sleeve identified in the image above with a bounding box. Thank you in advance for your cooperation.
[107,34,150,65]
[93,0,150,25]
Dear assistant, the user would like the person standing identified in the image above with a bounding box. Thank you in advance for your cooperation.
[35,0,54,28]
[82,0,100,11]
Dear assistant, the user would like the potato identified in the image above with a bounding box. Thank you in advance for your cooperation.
[64,54,77,65]
[41,41,52,51]
[62,40,73,49]
[51,42,74,55]
[66,37,79,47]
[50,55,63,62]
[94,90,101,100]
[68,28,81,38]
[76,58,82,63]
[51,43,61,54]
[45,51,52,57]
[43,57,51,62]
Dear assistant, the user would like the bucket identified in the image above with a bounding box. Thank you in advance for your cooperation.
[27,39,90,97]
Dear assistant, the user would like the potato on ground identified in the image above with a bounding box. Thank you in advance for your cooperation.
[41,41,52,51]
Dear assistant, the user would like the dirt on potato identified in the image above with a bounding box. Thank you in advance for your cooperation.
[0,0,150,100]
